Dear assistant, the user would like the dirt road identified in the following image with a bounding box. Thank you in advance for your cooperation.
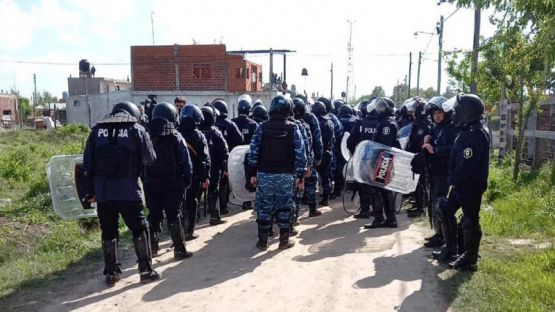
[9,199,451,312]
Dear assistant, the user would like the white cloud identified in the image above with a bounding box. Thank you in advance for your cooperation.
[0,0,35,51]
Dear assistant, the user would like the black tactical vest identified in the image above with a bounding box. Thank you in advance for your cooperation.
[145,134,181,179]
[93,124,139,177]
[258,118,295,174]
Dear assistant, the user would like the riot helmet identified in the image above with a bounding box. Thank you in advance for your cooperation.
[338,104,354,119]
[200,105,217,126]
[358,100,370,117]
[180,104,203,125]
[152,102,178,123]
[333,99,345,114]
[374,97,395,117]
[311,101,328,118]
[252,105,269,123]
[403,96,428,119]
[294,93,307,102]
[444,94,485,126]
[317,97,333,113]
[366,98,377,116]
[237,99,252,115]
[113,101,141,119]
[292,98,306,117]
[269,95,292,116]
[428,96,452,121]
[252,99,263,109]
[211,99,228,116]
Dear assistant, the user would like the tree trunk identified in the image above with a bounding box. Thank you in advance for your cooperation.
[470,4,481,94]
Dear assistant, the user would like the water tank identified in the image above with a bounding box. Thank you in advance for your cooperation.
[62,92,68,100]
[79,59,90,72]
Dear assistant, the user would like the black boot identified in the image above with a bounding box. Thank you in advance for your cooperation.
[383,191,398,228]
[242,201,254,211]
[355,191,372,219]
[133,230,160,283]
[450,217,482,271]
[432,212,458,262]
[363,217,386,229]
[278,228,295,250]
[308,203,322,217]
[256,229,269,251]
[318,192,330,206]
[184,197,198,239]
[102,239,121,287]
[209,194,227,225]
[408,208,425,218]
[424,235,444,248]
[170,219,193,260]
[149,230,160,257]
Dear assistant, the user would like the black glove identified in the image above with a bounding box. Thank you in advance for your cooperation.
[410,152,427,175]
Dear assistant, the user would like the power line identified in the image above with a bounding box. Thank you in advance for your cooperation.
[444,7,461,22]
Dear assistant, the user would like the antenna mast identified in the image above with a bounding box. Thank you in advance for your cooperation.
[346,20,355,102]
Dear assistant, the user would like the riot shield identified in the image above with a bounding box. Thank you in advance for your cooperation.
[341,132,351,161]
[351,140,419,194]
[228,192,243,207]
[227,145,256,202]
[46,154,98,219]
[342,156,361,215]
[398,124,411,150]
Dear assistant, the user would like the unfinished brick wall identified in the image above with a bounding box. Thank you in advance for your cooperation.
[131,44,262,92]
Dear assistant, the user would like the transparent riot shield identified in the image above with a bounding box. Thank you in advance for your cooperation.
[46,154,98,219]
[341,132,351,161]
[227,145,256,202]
[398,124,411,150]
[342,156,361,215]
[351,140,419,194]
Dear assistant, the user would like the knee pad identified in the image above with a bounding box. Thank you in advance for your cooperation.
[461,215,481,232]
[256,219,272,227]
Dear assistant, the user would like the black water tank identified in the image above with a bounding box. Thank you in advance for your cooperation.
[79,59,90,72]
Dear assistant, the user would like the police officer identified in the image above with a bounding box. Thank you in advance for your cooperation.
[232,97,258,211]
[418,96,460,248]
[248,95,307,251]
[335,103,357,197]
[311,101,335,207]
[178,105,211,241]
[252,105,269,124]
[332,99,345,115]
[199,104,229,225]
[212,99,244,214]
[144,102,193,260]
[317,97,344,199]
[138,105,148,127]
[83,101,159,287]
[174,96,187,117]
[363,97,400,229]
[396,105,414,129]
[404,97,433,218]
[144,97,157,124]
[347,99,381,219]
[433,94,490,271]
[295,95,324,212]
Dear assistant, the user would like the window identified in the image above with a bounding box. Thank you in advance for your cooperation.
[193,64,212,79]
[2,110,11,115]
[74,100,80,106]
[235,68,242,79]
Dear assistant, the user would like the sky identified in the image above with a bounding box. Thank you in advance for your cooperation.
[0,0,497,103]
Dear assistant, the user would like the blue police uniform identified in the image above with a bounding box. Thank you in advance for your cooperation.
[178,119,211,239]
[249,114,306,249]
[315,114,335,205]
[334,114,357,195]
[406,117,433,216]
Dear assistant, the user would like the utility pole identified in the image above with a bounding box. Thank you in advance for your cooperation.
[151,12,155,45]
[396,79,400,104]
[330,63,334,100]
[408,52,412,98]
[470,6,481,94]
[269,48,274,102]
[417,51,422,97]
[33,73,37,129]
[346,20,355,102]
[437,15,444,96]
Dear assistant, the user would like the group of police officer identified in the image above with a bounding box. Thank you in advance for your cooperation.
[82,90,489,287]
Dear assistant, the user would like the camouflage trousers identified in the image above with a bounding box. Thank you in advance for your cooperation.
[316,160,333,193]
[254,172,295,230]
[303,166,319,205]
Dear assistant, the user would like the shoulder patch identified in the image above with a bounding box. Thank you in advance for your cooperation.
[417,129,424,135]
[382,127,390,135]
[463,147,473,159]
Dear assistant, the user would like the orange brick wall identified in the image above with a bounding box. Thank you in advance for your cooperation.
[131,44,261,92]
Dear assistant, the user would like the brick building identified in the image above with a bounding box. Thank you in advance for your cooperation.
[131,44,262,92]
[0,93,19,126]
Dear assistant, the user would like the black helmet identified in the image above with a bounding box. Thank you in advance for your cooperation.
[211,99,228,116]
[317,97,333,113]
[252,105,268,123]
[152,102,178,123]
[428,96,452,120]
[333,99,345,114]
[374,97,395,116]
[292,98,306,117]
[358,100,371,117]
[201,105,217,126]
[338,104,354,119]
[403,97,428,119]
[294,93,307,102]
[269,95,292,116]
[113,101,141,119]
[311,101,328,118]
[446,94,485,125]
[180,104,203,124]
[252,99,263,109]
[237,99,252,114]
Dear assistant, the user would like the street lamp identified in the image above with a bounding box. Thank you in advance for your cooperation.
[301,68,308,93]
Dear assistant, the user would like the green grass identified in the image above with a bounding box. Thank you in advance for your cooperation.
[445,155,555,312]
[0,125,109,299]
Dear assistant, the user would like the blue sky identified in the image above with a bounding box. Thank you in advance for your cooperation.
[0,0,496,102]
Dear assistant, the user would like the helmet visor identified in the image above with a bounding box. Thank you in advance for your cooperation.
[403,97,419,111]
[442,95,458,113]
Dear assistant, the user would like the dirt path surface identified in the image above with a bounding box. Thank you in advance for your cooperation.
[9,199,452,312]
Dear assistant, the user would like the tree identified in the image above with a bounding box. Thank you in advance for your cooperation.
[390,83,409,106]
[370,86,385,98]
[19,97,32,121]
[34,90,58,108]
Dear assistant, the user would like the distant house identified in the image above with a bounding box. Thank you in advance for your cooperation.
[0,93,19,127]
